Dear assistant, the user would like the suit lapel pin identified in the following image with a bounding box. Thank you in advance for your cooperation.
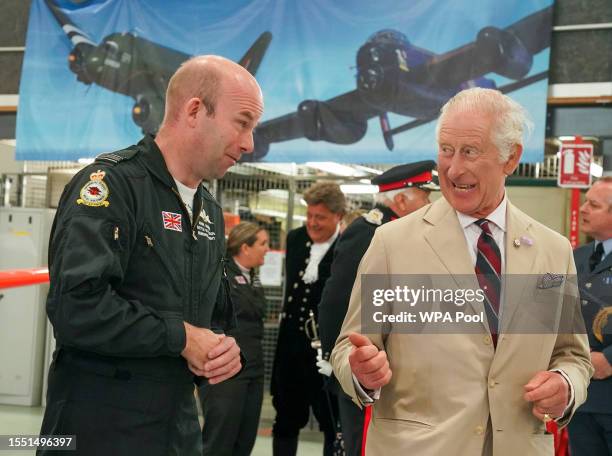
[513,239,521,247]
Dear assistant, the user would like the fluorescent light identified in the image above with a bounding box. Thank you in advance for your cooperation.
[305,162,366,177]
[591,162,603,177]
[558,136,575,141]
[77,158,94,164]
[340,184,378,194]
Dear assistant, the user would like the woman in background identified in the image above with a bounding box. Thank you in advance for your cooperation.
[200,222,270,456]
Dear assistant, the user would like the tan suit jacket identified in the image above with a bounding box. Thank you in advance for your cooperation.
[331,198,592,456]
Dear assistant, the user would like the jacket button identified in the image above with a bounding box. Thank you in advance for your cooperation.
[299,317,304,322]
[306,242,312,247]
[303,298,308,303]
[305,288,310,294]
[585,282,592,289]
[305,258,310,264]
[483,335,492,345]
[299,270,304,276]
[581,299,588,306]
[299,326,304,331]
[288,296,293,302]
[474,425,484,436]
[300,307,305,311]
[293,283,299,289]
[488,379,496,388]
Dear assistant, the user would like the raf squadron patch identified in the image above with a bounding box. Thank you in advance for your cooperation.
[593,306,612,343]
[363,208,384,226]
[77,170,110,207]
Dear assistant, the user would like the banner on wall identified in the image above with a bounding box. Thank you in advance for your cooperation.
[17,0,553,163]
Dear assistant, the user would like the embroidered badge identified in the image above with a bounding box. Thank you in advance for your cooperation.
[235,275,247,285]
[197,209,216,240]
[200,209,212,224]
[593,306,612,343]
[363,208,383,225]
[162,211,182,232]
[77,170,110,207]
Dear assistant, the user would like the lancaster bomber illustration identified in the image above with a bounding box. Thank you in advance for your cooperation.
[247,6,552,161]
[45,0,272,135]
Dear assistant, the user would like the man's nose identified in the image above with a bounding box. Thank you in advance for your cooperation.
[240,132,255,154]
[446,154,466,180]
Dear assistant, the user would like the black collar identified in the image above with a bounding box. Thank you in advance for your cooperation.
[375,203,398,223]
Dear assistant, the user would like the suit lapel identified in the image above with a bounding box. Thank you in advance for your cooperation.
[592,251,612,276]
[574,245,591,275]
[500,202,536,339]
[423,199,489,332]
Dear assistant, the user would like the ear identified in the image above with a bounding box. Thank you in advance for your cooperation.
[394,192,407,211]
[503,144,523,176]
[184,97,202,128]
[240,242,250,256]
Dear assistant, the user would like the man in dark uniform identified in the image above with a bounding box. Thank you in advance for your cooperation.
[271,182,346,456]
[569,176,612,455]
[39,56,264,456]
[317,160,437,456]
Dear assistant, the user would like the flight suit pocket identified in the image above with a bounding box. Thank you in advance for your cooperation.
[141,227,183,295]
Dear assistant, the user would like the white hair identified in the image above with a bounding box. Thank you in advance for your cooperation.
[435,87,534,162]
[375,186,428,205]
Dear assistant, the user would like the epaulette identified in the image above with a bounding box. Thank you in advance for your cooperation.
[95,148,140,165]
[363,208,384,226]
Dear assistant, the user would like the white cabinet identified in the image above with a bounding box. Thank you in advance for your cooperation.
[0,208,55,406]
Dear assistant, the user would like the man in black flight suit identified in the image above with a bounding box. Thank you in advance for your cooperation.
[272,181,346,456]
[39,56,264,456]
[317,161,437,456]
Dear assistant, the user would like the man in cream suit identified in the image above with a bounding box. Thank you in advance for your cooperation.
[330,88,592,456]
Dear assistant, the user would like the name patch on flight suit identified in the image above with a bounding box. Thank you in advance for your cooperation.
[77,170,110,207]
[197,209,216,240]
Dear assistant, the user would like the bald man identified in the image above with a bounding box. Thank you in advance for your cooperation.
[39,56,264,456]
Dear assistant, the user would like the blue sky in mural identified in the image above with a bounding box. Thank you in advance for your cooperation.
[17,0,552,162]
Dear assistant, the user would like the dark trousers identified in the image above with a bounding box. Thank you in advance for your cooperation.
[38,353,200,456]
[337,391,364,456]
[272,384,339,456]
[569,411,612,455]
[199,373,264,456]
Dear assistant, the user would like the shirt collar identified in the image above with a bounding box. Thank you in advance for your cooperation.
[456,193,508,232]
[233,257,251,276]
[596,238,612,258]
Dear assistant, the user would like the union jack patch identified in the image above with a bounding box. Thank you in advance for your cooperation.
[162,211,182,232]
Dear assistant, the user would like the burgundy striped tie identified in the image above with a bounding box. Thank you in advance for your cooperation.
[474,219,501,347]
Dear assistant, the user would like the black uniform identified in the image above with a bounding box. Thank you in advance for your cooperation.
[569,241,612,455]
[271,226,339,455]
[318,205,396,456]
[199,258,266,456]
[39,136,232,456]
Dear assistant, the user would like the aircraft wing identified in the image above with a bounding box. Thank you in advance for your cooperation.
[249,89,382,161]
[409,6,553,89]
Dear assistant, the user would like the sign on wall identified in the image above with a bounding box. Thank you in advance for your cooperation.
[17,0,553,163]
[557,141,593,188]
